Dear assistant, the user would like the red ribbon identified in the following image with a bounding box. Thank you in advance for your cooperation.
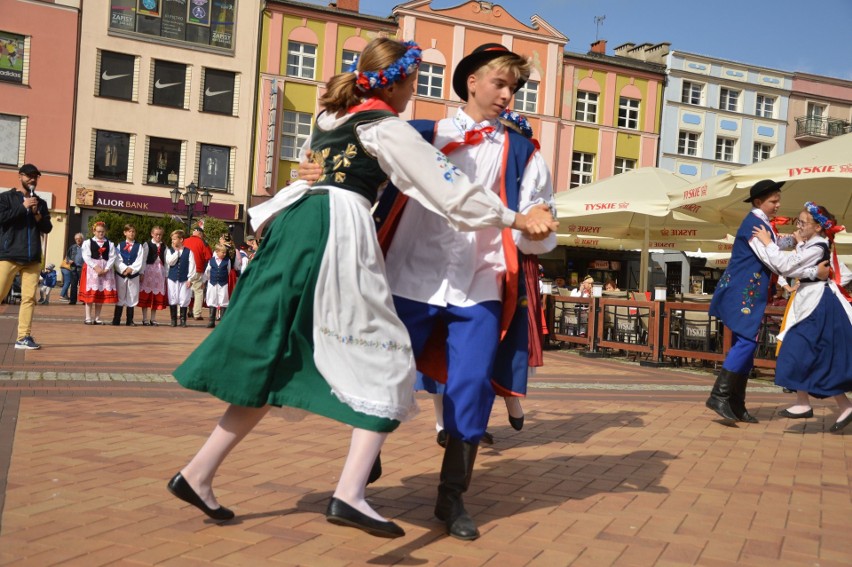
[769,216,791,236]
[440,126,495,155]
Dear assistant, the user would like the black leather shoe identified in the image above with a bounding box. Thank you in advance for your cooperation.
[481,431,494,445]
[325,497,404,538]
[367,452,382,485]
[167,472,234,521]
[436,430,448,448]
[829,411,852,433]
[778,408,813,419]
[509,415,524,431]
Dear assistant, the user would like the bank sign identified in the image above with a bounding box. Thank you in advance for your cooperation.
[75,188,240,220]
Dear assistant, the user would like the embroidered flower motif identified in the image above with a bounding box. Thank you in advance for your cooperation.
[319,327,412,353]
[717,272,731,289]
[739,272,763,314]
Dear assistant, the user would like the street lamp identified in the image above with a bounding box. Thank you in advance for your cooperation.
[170,181,213,232]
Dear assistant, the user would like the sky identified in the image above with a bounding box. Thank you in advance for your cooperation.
[313,0,852,81]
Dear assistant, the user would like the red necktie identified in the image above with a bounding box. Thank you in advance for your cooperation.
[125,242,133,252]
[439,126,495,155]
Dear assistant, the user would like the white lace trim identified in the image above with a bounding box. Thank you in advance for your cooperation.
[331,388,419,422]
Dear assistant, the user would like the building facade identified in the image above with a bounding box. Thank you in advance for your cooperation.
[69,0,260,240]
[787,72,852,150]
[0,0,82,268]
[659,51,792,181]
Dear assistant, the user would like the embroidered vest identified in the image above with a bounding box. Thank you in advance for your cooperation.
[146,242,165,265]
[167,248,191,282]
[799,242,831,282]
[207,258,230,286]
[119,241,141,266]
[310,110,394,205]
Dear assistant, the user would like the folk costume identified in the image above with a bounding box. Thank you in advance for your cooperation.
[707,180,794,422]
[203,256,230,327]
[112,239,145,326]
[79,236,117,305]
[166,246,197,327]
[139,239,168,317]
[173,98,521,434]
[754,210,852,399]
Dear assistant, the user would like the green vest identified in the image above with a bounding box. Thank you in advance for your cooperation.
[310,110,394,205]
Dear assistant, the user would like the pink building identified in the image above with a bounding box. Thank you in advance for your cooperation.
[0,0,81,266]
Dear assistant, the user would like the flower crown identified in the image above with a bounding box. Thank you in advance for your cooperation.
[350,41,422,92]
[805,201,834,231]
[499,109,533,139]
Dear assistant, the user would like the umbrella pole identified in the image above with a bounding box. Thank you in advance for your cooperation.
[639,217,650,292]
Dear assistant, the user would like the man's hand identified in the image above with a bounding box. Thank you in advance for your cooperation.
[23,196,37,212]
[297,150,322,185]
[513,204,558,240]
[816,260,831,281]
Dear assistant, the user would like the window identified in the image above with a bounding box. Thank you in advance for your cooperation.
[755,94,775,118]
[152,60,187,108]
[753,142,773,163]
[108,0,236,50]
[280,111,312,161]
[570,152,594,188]
[417,62,444,98]
[202,68,236,115]
[287,41,316,79]
[341,49,359,73]
[614,157,636,175]
[93,130,131,181]
[0,113,22,165]
[98,50,135,101]
[678,131,699,156]
[807,102,826,119]
[198,143,230,190]
[513,80,538,113]
[146,137,182,186]
[0,30,26,84]
[681,81,703,105]
[715,137,735,162]
[719,87,740,112]
[575,91,598,123]
[618,97,640,129]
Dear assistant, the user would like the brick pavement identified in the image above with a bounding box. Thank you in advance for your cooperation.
[0,302,850,566]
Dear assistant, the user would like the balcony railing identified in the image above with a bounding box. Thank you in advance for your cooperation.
[795,116,851,141]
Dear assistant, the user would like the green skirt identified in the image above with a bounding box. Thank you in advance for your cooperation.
[174,193,398,432]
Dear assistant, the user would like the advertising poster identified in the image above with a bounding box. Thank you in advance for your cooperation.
[109,0,136,31]
[137,0,161,17]
[187,0,211,26]
[210,0,234,49]
[0,31,25,84]
[161,0,188,40]
[199,144,230,190]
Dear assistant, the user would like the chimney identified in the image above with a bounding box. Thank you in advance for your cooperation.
[334,0,359,12]
[590,40,606,55]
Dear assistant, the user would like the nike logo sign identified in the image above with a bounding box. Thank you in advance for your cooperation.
[155,79,182,89]
[205,88,231,97]
[102,71,130,81]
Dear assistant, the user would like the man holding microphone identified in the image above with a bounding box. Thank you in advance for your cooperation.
[0,163,52,349]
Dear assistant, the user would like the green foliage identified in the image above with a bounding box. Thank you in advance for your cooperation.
[88,212,184,244]
[197,217,229,248]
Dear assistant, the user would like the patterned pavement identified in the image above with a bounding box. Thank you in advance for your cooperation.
[0,302,850,566]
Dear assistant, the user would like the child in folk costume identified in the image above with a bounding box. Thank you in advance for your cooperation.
[139,226,168,326]
[166,37,556,539]
[203,244,230,328]
[79,221,117,325]
[166,229,197,328]
[111,224,145,326]
[752,202,852,432]
[38,263,57,304]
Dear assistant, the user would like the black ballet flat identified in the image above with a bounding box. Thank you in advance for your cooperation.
[778,408,813,419]
[325,497,404,538]
[829,412,852,433]
[167,472,234,521]
[509,415,524,431]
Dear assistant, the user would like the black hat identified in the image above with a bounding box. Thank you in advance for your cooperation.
[743,179,785,203]
[18,163,41,177]
[452,43,527,101]
[193,225,204,233]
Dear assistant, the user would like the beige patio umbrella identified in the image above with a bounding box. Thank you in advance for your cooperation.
[670,132,852,229]
[555,167,728,291]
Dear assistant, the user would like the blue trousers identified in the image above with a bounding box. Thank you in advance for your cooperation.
[394,296,501,443]
[722,331,758,375]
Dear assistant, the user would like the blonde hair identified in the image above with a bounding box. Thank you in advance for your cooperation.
[320,38,411,113]
[214,243,227,254]
[473,54,530,86]
[171,229,185,240]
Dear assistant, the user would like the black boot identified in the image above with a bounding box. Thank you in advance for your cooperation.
[730,372,758,423]
[125,307,137,326]
[705,368,739,421]
[219,306,226,320]
[170,305,178,327]
[179,307,188,327]
[207,307,216,328]
[435,435,480,540]
[111,306,123,326]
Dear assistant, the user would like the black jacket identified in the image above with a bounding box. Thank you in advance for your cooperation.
[0,188,52,264]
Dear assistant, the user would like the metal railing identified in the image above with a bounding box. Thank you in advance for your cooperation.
[795,116,851,139]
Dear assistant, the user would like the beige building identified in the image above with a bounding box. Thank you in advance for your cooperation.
[70,0,260,239]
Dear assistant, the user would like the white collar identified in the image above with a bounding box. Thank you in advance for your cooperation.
[453,108,500,135]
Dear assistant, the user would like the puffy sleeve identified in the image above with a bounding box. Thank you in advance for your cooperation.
[753,239,825,280]
[513,150,556,255]
[357,117,516,231]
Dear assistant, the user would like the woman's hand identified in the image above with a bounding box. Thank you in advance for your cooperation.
[297,150,322,184]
